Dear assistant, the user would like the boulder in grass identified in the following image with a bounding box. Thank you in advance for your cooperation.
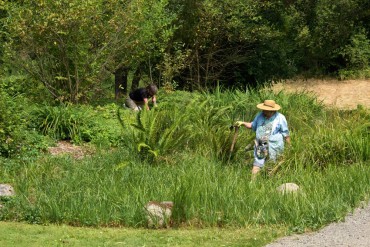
[145,201,173,228]
[0,184,15,197]
[276,183,300,194]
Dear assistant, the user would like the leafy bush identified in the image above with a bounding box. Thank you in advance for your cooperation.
[120,102,191,162]
[341,30,370,70]
[86,104,124,148]
[0,91,21,156]
[30,103,124,147]
[0,79,50,158]
[338,68,370,80]
[338,29,370,79]
[31,104,90,143]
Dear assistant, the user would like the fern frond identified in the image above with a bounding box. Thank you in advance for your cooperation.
[138,142,152,152]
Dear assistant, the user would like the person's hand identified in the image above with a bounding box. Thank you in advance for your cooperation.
[285,136,291,145]
[234,121,243,127]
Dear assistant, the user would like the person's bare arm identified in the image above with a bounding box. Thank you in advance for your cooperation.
[244,122,252,129]
[237,121,252,129]
[285,136,291,145]
[143,98,150,110]
[152,95,157,106]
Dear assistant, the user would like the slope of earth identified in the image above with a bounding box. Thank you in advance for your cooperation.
[273,79,370,109]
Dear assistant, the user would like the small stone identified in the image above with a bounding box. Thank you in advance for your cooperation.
[0,184,15,197]
[276,183,300,194]
[144,201,173,228]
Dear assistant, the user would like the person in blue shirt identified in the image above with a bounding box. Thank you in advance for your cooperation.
[235,99,291,177]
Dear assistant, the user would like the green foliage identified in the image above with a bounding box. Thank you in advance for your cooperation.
[1,74,54,104]
[338,68,370,80]
[0,88,369,235]
[123,102,191,162]
[119,90,248,162]
[0,221,284,247]
[3,0,109,102]
[280,106,369,172]
[0,90,23,156]
[31,104,90,143]
[119,88,369,172]
[2,0,179,103]
[3,149,370,229]
[86,103,124,148]
[341,30,370,70]
[157,47,191,88]
[338,29,370,79]
[31,103,123,147]
[2,0,370,95]
[0,74,28,96]
[168,0,290,87]
[120,88,345,166]
[0,78,51,158]
[1,0,370,238]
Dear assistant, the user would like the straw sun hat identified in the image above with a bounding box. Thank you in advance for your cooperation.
[257,100,281,111]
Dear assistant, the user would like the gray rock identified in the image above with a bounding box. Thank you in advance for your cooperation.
[0,184,15,197]
[144,201,173,228]
[276,183,300,194]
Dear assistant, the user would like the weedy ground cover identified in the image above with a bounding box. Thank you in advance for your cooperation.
[0,88,369,245]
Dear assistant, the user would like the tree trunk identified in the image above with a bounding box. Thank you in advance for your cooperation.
[114,67,128,100]
[131,67,141,91]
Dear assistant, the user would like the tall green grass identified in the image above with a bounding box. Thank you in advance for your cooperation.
[31,103,124,147]
[2,153,369,231]
[0,88,369,233]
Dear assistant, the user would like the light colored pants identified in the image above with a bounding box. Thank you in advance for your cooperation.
[125,98,145,111]
[253,134,284,167]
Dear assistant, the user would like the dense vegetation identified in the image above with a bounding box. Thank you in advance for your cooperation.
[0,1,369,244]
[1,0,370,103]
[0,88,369,232]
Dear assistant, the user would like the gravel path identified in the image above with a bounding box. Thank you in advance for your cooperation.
[267,79,370,246]
[266,201,370,247]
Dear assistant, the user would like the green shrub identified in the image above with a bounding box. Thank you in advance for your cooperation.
[338,68,370,80]
[31,104,90,143]
[0,82,50,158]
[30,103,124,147]
[0,91,21,156]
[338,29,370,79]
[341,30,370,70]
[86,103,124,148]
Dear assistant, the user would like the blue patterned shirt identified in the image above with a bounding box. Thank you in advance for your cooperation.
[251,112,290,161]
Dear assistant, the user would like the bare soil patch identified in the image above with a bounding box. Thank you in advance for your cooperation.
[48,140,93,159]
[273,79,370,109]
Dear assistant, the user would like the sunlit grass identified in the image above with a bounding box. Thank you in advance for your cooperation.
[0,221,286,247]
[0,88,369,237]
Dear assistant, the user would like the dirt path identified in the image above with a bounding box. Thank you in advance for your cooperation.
[273,79,370,109]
